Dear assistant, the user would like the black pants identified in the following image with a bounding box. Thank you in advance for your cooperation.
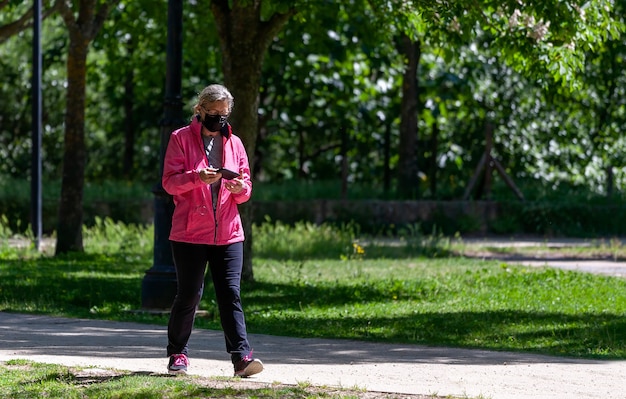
[166,240,251,363]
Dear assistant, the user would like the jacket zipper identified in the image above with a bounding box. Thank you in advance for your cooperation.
[213,190,219,244]
[214,135,229,244]
[203,135,220,244]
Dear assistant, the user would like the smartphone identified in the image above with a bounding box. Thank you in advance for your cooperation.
[217,168,240,180]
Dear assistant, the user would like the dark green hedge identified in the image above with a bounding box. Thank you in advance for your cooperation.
[2,196,625,238]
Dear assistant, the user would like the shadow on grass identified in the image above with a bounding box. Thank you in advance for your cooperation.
[240,308,626,360]
[229,279,626,360]
[0,253,145,316]
[243,312,626,365]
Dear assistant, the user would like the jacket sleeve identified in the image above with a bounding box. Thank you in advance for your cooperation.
[230,137,252,205]
[162,130,202,196]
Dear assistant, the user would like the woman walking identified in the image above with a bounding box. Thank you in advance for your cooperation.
[162,84,263,378]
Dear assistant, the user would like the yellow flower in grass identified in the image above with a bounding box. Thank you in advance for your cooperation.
[352,242,365,259]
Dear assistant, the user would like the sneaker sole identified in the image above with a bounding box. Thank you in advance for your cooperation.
[168,368,187,375]
[235,359,264,377]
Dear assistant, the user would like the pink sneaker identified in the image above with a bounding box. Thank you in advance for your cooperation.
[167,353,189,375]
[234,352,263,377]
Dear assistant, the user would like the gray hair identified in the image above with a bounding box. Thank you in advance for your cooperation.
[194,84,234,114]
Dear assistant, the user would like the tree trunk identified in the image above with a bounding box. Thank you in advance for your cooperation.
[396,34,421,199]
[55,0,119,254]
[606,165,614,197]
[56,39,88,254]
[383,121,391,197]
[217,10,263,282]
[428,123,439,197]
[123,39,135,178]
[211,1,294,281]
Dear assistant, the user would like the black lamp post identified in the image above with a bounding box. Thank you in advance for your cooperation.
[31,0,42,251]
[141,0,185,310]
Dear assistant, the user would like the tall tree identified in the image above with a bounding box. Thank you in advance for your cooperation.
[397,33,420,198]
[210,0,297,280]
[55,0,120,254]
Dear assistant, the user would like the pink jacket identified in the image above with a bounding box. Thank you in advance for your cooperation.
[162,118,252,245]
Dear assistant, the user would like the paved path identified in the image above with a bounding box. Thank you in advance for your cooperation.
[1,312,626,399]
[460,237,626,278]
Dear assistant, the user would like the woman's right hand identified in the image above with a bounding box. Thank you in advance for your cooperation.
[198,168,221,184]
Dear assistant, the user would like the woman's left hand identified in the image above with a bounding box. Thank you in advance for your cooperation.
[225,178,245,194]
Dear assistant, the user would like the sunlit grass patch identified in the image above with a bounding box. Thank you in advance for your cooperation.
[0,360,406,399]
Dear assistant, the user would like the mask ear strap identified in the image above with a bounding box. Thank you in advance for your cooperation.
[220,122,231,138]
[195,114,202,122]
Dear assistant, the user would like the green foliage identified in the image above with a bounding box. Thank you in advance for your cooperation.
[260,0,401,183]
[0,0,625,197]
[83,217,153,256]
[253,219,357,260]
[0,12,67,179]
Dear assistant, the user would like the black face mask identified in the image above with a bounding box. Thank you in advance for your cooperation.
[202,114,227,132]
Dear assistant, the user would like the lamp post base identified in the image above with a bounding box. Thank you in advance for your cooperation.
[141,184,177,310]
[141,265,177,310]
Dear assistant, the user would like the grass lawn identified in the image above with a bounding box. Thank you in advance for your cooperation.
[1,359,410,399]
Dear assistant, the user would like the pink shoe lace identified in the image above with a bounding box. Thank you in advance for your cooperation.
[171,354,189,367]
[234,350,263,377]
